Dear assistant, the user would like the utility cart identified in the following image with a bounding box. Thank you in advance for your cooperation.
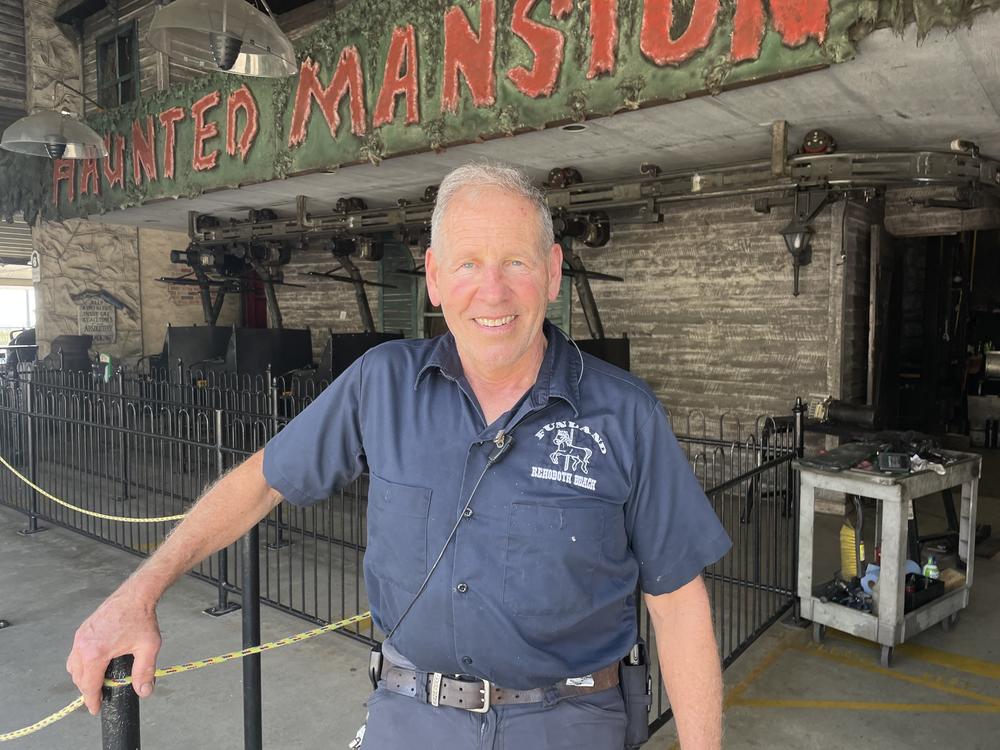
[796,451,981,667]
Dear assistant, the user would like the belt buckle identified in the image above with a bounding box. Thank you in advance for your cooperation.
[471,678,491,713]
[428,673,491,713]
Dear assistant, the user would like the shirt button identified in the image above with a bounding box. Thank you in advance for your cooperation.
[456,582,469,593]
[462,508,473,518]
[461,656,473,666]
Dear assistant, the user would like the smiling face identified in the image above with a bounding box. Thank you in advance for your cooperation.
[425,185,562,383]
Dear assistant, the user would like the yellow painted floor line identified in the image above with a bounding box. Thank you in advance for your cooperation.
[830,630,1000,681]
[665,639,795,750]
[724,642,794,706]
[660,626,1000,748]
[794,643,1000,708]
[730,698,1000,714]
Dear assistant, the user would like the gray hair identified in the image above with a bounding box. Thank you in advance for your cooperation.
[429,163,555,256]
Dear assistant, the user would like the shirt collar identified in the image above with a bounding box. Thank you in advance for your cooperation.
[414,320,582,415]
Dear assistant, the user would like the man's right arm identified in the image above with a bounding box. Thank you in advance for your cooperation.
[66,448,282,715]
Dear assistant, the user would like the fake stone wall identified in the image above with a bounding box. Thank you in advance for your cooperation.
[23,4,235,362]
[32,220,143,360]
[24,0,82,114]
[0,0,83,223]
[24,2,140,361]
[32,220,240,362]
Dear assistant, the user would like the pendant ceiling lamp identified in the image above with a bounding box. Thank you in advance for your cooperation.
[148,0,297,78]
[0,110,108,160]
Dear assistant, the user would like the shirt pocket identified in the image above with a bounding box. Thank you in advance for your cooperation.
[502,502,605,616]
[365,473,432,594]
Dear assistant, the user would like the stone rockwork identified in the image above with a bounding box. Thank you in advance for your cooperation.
[24,2,135,362]
[24,0,82,114]
[32,219,142,361]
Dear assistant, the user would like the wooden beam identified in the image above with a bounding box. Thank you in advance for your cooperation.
[771,120,788,177]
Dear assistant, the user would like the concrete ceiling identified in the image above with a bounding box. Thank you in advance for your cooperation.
[108,12,1000,233]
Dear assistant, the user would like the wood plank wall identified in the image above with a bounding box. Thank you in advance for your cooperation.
[0,0,27,127]
[81,0,159,109]
[570,193,839,427]
[839,200,880,403]
[274,192,861,431]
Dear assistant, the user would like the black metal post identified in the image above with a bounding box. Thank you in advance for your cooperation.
[790,397,807,624]
[562,239,606,340]
[266,371,290,550]
[101,655,140,750]
[116,369,131,502]
[205,409,240,616]
[242,527,263,750]
[18,375,46,536]
[793,397,806,459]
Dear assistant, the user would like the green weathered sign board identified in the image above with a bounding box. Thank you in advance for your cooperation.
[3,0,998,222]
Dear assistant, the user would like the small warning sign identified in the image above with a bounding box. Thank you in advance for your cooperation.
[78,298,116,344]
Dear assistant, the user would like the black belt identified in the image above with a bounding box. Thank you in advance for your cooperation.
[380,659,620,713]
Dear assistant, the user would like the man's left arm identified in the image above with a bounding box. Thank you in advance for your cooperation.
[645,576,722,750]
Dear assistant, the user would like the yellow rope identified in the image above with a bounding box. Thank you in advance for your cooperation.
[0,454,186,523]
[0,612,372,742]
[0,698,85,742]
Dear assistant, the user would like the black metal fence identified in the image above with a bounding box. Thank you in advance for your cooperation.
[0,366,801,743]
[644,410,802,731]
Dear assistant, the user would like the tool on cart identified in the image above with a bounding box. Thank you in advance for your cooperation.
[839,496,865,579]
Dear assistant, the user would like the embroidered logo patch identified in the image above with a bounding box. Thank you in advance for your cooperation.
[531,421,607,492]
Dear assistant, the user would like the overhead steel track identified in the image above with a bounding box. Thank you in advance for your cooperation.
[188,150,1000,247]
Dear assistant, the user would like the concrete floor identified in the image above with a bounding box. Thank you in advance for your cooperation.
[2,458,998,749]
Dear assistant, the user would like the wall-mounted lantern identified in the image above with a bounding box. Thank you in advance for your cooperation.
[780,189,832,296]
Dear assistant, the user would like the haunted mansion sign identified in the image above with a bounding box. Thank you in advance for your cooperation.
[48,0,859,217]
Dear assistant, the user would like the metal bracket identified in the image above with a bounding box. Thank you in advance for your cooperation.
[187,211,205,243]
[792,187,834,226]
[296,195,314,227]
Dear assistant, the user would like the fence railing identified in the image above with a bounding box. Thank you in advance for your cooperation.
[0,366,802,746]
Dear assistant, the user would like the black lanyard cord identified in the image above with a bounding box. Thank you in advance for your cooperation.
[385,430,514,642]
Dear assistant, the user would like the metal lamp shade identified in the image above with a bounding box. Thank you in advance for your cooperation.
[0,110,109,160]
[148,0,297,78]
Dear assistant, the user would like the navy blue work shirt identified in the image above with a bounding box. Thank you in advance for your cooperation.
[263,321,731,689]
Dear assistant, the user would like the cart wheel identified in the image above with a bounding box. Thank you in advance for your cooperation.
[812,622,826,644]
[880,645,894,668]
[941,612,959,632]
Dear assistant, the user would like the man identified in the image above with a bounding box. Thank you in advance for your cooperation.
[68,164,731,749]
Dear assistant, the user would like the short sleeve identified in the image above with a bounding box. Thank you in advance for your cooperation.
[624,403,731,595]
[262,356,366,506]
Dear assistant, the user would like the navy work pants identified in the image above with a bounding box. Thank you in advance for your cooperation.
[360,684,628,749]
